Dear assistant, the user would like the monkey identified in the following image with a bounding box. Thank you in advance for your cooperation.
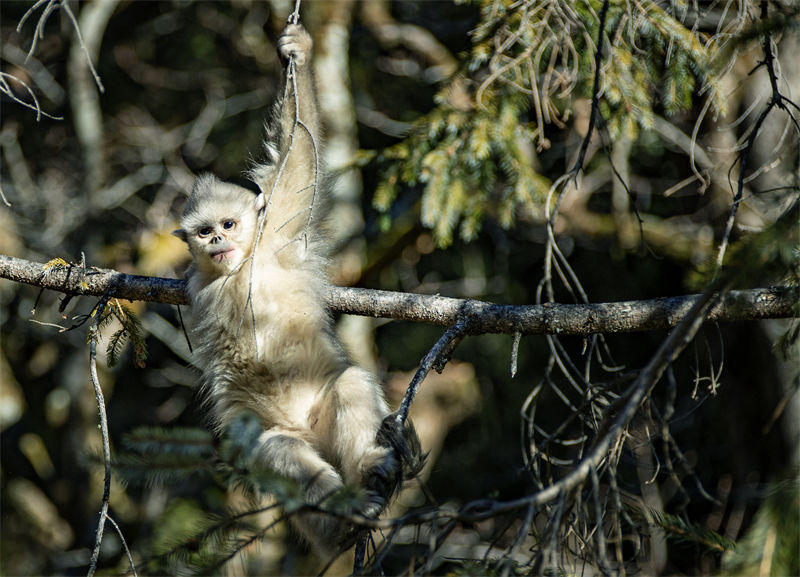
[172,23,423,556]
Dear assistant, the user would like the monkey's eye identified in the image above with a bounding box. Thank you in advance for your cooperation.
[222,220,236,230]
[198,227,213,238]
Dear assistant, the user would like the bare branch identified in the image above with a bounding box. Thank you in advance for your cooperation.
[86,299,111,577]
[464,278,730,520]
[0,71,63,121]
[716,0,800,268]
[348,279,740,542]
[395,316,471,424]
[0,255,187,305]
[0,255,795,336]
[570,0,611,177]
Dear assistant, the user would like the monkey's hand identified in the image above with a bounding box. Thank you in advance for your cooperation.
[278,24,312,66]
[360,414,427,519]
[376,414,426,480]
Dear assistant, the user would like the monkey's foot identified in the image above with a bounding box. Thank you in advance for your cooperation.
[361,451,401,518]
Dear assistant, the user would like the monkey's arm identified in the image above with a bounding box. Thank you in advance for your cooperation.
[254,23,321,244]
[277,24,320,153]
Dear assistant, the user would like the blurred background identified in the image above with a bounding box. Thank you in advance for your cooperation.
[0,1,797,575]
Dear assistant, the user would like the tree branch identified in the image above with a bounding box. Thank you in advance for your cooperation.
[87,298,112,577]
[1,254,795,336]
[0,254,188,305]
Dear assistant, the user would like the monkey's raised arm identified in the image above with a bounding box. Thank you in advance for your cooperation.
[252,24,321,244]
[277,24,320,154]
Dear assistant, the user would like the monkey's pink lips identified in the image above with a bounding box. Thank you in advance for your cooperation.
[210,248,236,263]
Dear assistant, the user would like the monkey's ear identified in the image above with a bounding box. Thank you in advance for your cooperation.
[254,193,266,211]
[172,228,188,242]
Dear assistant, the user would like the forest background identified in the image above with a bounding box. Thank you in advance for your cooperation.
[0,0,798,575]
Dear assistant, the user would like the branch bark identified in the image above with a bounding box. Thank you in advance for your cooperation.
[1,254,795,336]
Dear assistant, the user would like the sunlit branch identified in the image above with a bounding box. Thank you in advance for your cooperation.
[0,254,795,336]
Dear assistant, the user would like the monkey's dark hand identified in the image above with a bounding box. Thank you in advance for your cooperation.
[278,24,312,66]
[360,414,427,519]
[376,413,426,479]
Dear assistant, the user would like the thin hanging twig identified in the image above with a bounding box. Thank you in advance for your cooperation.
[86,298,111,577]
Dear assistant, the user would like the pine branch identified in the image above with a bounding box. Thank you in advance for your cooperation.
[0,253,795,337]
[648,509,736,553]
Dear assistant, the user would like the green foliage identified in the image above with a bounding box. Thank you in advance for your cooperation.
[92,299,148,368]
[124,426,215,457]
[116,426,216,486]
[468,0,724,135]
[372,95,549,248]
[115,418,291,573]
[448,559,502,575]
[686,200,800,291]
[372,0,726,246]
[151,499,213,558]
[115,414,385,573]
[444,558,564,576]
[722,476,800,576]
[148,498,269,576]
[116,416,283,491]
[323,484,373,516]
[215,411,265,472]
[648,509,736,553]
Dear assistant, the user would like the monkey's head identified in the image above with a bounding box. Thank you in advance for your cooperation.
[174,174,263,275]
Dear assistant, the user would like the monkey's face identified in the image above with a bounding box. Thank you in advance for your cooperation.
[193,213,256,272]
[174,176,261,276]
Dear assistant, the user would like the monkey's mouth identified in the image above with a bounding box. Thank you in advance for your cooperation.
[210,248,236,263]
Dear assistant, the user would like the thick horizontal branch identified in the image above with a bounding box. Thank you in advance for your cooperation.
[332,284,797,335]
[1,254,796,336]
[0,254,189,306]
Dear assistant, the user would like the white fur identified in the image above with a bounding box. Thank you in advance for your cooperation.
[175,24,398,554]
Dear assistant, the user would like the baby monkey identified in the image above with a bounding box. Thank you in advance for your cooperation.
[174,24,422,554]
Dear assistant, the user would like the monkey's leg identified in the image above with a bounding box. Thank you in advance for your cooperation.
[328,367,400,517]
[252,430,346,547]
